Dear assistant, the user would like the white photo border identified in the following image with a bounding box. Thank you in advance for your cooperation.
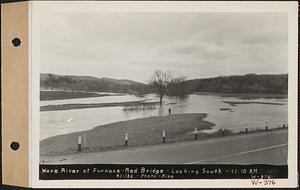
[30,1,298,188]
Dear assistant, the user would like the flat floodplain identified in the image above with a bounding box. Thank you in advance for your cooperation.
[40,92,287,163]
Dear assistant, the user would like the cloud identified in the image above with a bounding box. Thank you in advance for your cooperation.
[40,12,288,82]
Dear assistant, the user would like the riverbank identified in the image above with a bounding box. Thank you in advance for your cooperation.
[40,113,214,156]
[194,92,287,99]
[40,90,117,101]
[40,100,159,111]
[222,101,285,106]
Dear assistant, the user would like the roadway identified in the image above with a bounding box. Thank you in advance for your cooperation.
[41,129,288,165]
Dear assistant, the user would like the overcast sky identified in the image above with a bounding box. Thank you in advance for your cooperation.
[40,12,287,83]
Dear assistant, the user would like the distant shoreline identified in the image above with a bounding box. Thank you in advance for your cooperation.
[40,100,160,112]
[194,92,288,99]
[40,90,125,101]
[222,101,285,106]
[40,73,288,95]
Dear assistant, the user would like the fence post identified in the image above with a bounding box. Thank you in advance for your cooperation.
[77,135,82,152]
[125,133,128,146]
[83,134,87,148]
[194,128,198,140]
[162,130,166,143]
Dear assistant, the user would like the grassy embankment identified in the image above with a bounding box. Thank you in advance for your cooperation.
[40,113,215,156]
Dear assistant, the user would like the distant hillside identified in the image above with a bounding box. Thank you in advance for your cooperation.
[40,73,288,95]
[40,73,149,94]
[188,74,288,94]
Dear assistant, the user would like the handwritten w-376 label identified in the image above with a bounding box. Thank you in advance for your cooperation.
[251,179,276,186]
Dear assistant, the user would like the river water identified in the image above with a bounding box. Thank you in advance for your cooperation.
[40,93,287,140]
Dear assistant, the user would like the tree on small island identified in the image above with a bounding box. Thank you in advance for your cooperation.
[149,70,189,105]
[149,70,172,105]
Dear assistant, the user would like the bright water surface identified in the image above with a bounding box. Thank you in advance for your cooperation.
[40,94,287,140]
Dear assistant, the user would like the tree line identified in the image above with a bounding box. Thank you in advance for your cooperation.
[41,72,288,105]
[149,71,288,105]
[41,74,150,94]
[42,74,76,90]
[188,73,288,94]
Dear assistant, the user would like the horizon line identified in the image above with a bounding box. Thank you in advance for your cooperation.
[40,72,288,84]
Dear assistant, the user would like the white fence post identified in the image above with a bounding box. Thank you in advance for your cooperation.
[83,134,87,148]
[78,135,82,151]
[125,133,128,146]
[162,130,166,143]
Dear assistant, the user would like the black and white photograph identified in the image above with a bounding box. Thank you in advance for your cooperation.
[30,1,297,186]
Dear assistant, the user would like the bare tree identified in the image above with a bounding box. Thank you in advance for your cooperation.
[149,70,172,105]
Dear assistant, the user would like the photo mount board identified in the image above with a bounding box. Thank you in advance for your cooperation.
[1,0,299,188]
[1,1,29,187]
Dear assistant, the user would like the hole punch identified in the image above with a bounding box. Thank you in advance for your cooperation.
[11,38,21,47]
[10,141,20,151]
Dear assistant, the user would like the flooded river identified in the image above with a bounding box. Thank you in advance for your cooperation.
[40,93,287,140]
